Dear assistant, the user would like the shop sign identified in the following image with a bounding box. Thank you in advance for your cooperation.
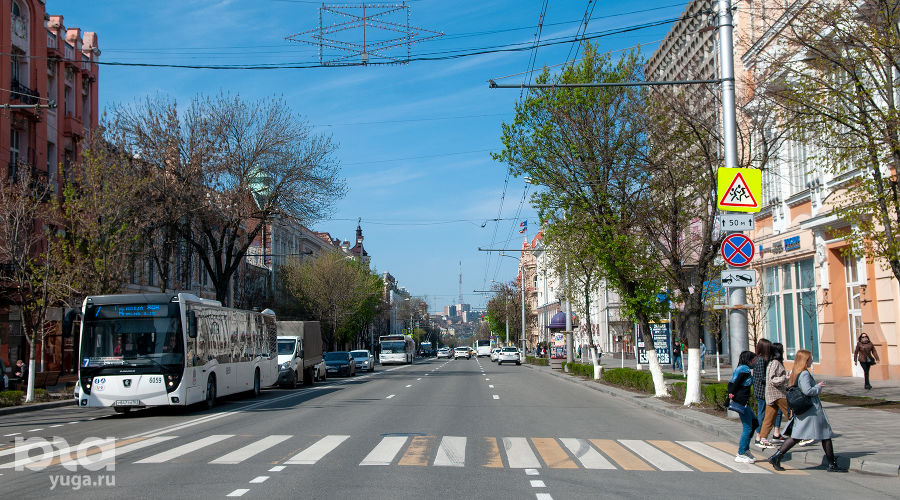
[784,235,800,251]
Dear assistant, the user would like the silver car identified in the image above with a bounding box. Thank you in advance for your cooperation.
[351,349,375,372]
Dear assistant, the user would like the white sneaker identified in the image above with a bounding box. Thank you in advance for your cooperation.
[734,453,756,463]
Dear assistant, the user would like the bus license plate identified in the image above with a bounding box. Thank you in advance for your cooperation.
[114,400,140,406]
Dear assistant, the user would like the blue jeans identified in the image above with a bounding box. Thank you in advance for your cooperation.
[755,398,766,437]
[700,354,705,370]
[673,355,682,369]
[735,403,759,455]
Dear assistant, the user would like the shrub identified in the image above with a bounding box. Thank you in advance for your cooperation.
[564,362,595,377]
[0,390,24,407]
[601,368,654,393]
[34,388,50,402]
[525,356,549,366]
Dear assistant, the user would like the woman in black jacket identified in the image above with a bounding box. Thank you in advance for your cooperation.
[728,350,759,463]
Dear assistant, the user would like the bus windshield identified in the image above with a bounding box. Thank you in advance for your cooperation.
[81,303,183,368]
[476,340,491,347]
[381,341,407,354]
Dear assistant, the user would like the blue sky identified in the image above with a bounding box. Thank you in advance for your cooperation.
[54,0,691,311]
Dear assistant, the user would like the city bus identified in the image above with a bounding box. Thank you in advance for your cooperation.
[68,292,279,414]
[476,339,492,357]
[379,334,414,364]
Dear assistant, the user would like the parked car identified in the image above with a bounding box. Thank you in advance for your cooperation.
[454,347,471,360]
[490,348,502,362]
[437,347,451,359]
[324,351,356,377]
[314,360,327,382]
[497,346,521,365]
[350,350,375,372]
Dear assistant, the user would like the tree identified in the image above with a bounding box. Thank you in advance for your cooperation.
[57,129,146,298]
[0,169,70,402]
[281,252,382,350]
[113,94,345,305]
[494,44,672,396]
[760,0,900,282]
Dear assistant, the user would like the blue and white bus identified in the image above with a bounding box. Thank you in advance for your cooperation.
[69,292,279,414]
[379,334,414,364]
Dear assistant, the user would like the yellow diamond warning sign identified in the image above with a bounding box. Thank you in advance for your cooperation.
[718,168,761,212]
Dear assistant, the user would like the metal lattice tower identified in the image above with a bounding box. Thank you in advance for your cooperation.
[286,3,443,66]
[458,261,463,306]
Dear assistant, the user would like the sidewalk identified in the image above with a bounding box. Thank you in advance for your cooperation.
[532,360,900,477]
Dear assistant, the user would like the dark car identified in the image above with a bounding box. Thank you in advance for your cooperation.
[324,351,356,377]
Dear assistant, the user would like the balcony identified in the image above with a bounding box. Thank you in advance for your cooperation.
[62,113,83,137]
[47,30,57,49]
[81,56,91,71]
[64,43,75,62]
[10,79,39,105]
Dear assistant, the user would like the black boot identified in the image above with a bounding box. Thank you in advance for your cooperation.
[827,457,847,473]
[768,450,785,471]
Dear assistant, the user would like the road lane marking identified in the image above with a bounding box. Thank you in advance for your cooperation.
[3,433,20,437]
[269,466,285,472]
[405,385,412,388]
[135,434,233,464]
[433,436,466,467]
[525,468,539,475]
[0,438,66,460]
[619,440,691,471]
[648,440,729,473]
[1,438,107,470]
[503,437,540,468]
[482,438,503,468]
[489,385,494,388]
[249,476,269,483]
[49,424,64,428]
[676,441,770,474]
[530,480,546,487]
[536,494,553,500]
[701,441,804,474]
[285,435,350,465]
[417,378,421,380]
[360,436,407,466]
[226,489,249,497]
[211,435,292,465]
[559,438,615,470]
[588,439,652,471]
[492,395,499,399]
[386,395,395,399]
[398,436,434,466]
[531,438,577,469]
[27,428,43,432]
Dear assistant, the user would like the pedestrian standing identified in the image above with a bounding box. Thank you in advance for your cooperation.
[853,333,879,390]
[768,349,845,472]
[699,341,707,373]
[757,342,788,448]
[672,339,683,370]
[728,350,759,463]
[752,338,772,448]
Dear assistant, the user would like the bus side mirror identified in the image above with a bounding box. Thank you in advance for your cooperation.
[187,311,198,339]
[62,309,80,338]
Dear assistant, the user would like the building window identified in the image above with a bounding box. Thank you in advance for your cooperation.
[10,129,20,165]
[844,255,864,359]
[763,258,819,361]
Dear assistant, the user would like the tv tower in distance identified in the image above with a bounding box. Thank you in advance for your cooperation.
[458,261,463,306]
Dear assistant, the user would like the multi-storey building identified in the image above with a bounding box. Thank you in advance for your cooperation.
[1,2,99,375]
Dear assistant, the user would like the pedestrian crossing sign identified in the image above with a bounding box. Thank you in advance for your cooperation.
[717,168,761,212]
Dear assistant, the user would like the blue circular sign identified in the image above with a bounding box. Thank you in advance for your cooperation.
[721,234,755,267]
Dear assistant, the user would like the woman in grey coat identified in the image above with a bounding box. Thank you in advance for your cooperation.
[768,349,844,472]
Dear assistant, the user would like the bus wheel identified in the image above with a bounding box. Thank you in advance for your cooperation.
[114,407,131,415]
[253,369,261,397]
[206,375,217,409]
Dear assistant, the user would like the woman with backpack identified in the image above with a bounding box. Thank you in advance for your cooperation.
[751,338,772,448]
[727,350,759,463]
[757,342,788,448]
[768,349,845,472]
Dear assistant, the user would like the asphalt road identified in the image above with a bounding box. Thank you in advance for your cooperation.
[1,357,898,499]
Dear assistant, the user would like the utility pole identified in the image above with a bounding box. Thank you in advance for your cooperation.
[718,0,747,366]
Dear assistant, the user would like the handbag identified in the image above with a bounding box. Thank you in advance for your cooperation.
[867,355,876,365]
[786,384,814,414]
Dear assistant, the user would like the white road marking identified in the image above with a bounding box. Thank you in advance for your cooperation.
[226,489,249,497]
[503,437,540,468]
[386,394,395,399]
[560,438,616,469]
[285,435,350,465]
[485,378,490,381]
[1,437,109,469]
[269,466,285,472]
[676,441,770,474]
[49,424,64,428]
[417,378,422,380]
[65,436,177,469]
[493,395,500,399]
[249,476,269,484]
[0,438,66,460]
[433,436,466,467]
[360,436,407,466]
[26,428,43,432]
[525,468,539,476]
[405,385,412,388]
[3,433,20,437]
[68,421,79,425]
[211,435,292,464]
[619,440,691,471]
[135,434,233,464]
[536,494,553,500]
[530,480,546,487]
[489,385,494,388]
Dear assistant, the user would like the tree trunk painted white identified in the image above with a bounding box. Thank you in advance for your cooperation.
[25,350,36,403]
[684,348,702,405]
[646,348,668,397]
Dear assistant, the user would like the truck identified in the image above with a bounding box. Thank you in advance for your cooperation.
[419,341,434,357]
[275,321,323,388]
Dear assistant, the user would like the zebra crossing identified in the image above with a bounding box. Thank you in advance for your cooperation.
[0,433,810,474]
